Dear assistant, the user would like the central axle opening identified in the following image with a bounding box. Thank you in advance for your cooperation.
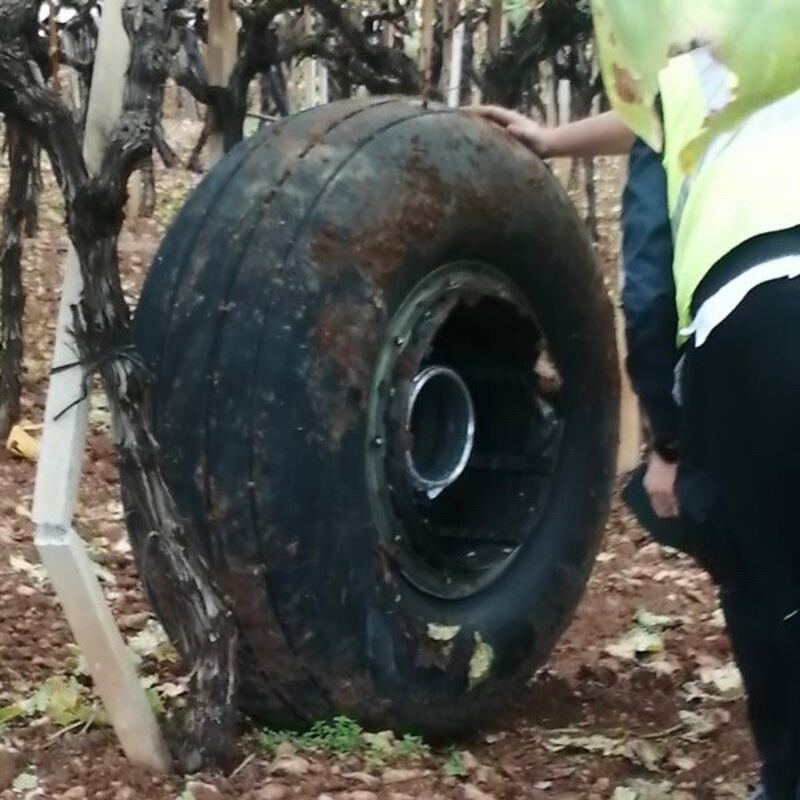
[406,366,476,498]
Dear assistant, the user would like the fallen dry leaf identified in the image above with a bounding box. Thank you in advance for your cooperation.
[269,755,311,777]
[9,554,48,586]
[605,627,664,660]
[613,779,673,800]
[699,663,744,702]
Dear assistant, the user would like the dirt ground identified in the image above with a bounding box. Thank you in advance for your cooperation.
[0,114,759,800]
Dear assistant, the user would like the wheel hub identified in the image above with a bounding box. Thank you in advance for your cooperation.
[406,365,476,499]
[366,262,564,599]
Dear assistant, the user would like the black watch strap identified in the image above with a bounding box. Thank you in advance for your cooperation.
[653,441,680,463]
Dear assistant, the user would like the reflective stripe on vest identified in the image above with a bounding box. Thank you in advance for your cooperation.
[660,50,800,336]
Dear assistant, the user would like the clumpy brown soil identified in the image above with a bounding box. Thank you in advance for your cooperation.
[0,119,758,800]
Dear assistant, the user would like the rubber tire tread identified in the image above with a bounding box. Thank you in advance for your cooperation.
[133,97,620,735]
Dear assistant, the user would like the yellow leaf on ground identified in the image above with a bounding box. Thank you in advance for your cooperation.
[6,425,40,461]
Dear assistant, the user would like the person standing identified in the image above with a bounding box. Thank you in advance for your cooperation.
[473,49,800,798]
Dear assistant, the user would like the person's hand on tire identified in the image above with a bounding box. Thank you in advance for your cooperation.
[644,452,679,518]
[470,106,555,157]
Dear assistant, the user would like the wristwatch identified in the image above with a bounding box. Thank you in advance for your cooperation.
[653,441,680,463]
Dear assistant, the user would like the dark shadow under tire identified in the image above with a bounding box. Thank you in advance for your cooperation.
[132,97,620,737]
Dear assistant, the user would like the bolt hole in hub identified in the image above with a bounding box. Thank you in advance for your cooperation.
[367,263,564,599]
[407,366,476,500]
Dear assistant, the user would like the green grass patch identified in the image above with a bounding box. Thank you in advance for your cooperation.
[258,716,430,766]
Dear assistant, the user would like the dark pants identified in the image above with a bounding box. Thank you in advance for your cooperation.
[721,589,800,799]
[682,276,800,800]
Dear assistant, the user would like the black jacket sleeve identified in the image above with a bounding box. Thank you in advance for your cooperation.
[621,137,680,448]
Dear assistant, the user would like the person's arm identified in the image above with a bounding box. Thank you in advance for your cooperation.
[469,107,635,158]
[621,138,679,450]
[621,138,681,518]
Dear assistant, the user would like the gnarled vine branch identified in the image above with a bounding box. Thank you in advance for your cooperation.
[0,0,238,771]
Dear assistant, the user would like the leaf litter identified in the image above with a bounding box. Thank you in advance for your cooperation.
[605,607,674,661]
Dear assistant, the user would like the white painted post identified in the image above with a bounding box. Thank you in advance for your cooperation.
[558,78,571,126]
[207,0,237,165]
[32,0,170,773]
[304,59,317,108]
[446,0,464,108]
[543,61,558,127]
[318,63,329,105]
[303,8,317,109]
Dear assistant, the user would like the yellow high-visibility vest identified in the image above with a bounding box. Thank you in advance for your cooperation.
[659,51,800,334]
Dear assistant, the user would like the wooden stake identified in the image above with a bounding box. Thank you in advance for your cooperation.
[440,0,454,99]
[616,300,643,474]
[303,8,317,109]
[558,78,571,126]
[446,0,464,108]
[32,0,170,773]
[544,60,558,127]
[487,0,502,55]
[383,0,394,48]
[419,0,435,100]
[318,63,329,105]
[207,0,237,165]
